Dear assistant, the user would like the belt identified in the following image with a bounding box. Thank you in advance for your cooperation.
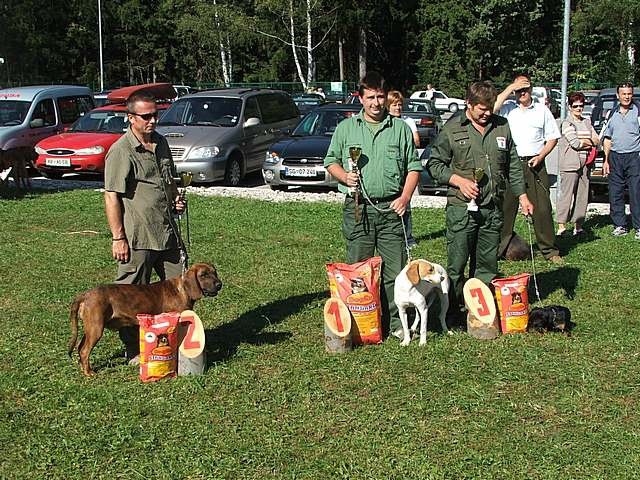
[349,193,400,205]
[519,155,536,161]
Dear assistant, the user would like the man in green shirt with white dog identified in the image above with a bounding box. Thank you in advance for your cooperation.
[324,72,421,339]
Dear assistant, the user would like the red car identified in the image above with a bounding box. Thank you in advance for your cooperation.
[34,83,175,178]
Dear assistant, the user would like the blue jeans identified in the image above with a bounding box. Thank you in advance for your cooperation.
[609,151,640,229]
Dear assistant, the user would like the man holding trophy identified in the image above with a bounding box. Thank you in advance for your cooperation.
[428,81,534,320]
[324,71,421,338]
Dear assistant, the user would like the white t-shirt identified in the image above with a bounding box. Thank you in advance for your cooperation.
[499,102,560,157]
[402,116,418,133]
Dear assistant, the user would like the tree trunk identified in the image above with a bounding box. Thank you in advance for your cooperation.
[306,0,314,84]
[213,0,230,86]
[338,36,344,81]
[358,27,367,80]
[289,0,306,89]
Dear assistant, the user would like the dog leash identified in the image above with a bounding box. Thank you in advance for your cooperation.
[525,215,542,306]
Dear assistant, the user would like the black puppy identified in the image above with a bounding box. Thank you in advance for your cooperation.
[528,306,575,334]
[502,232,531,261]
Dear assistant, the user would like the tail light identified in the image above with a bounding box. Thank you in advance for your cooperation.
[420,118,434,127]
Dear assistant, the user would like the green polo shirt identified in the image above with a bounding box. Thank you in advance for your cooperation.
[427,112,526,207]
[323,110,420,197]
[104,128,178,250]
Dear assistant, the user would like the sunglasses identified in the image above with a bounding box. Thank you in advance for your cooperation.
[515,88,530,95]
[129,111,159,121]
[571,104,584,108]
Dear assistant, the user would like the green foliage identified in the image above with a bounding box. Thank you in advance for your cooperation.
[1,189,640,478]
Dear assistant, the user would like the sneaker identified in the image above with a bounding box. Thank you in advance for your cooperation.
[391,328,404,340]
[573,228,584,236]
[556,227,567,236]
[612,226,628,236]
[635,230,640,240]
[128,354,140,366]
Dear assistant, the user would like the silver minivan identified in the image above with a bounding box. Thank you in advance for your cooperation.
[156,88,299,185]
[0,85,94,157]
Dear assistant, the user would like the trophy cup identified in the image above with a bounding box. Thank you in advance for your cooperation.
[348,146,362,222]
[467,167,484,212]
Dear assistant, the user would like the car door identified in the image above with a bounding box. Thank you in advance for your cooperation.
[27,98,59,146]
[432,91,446,110]
[242,95,266,171]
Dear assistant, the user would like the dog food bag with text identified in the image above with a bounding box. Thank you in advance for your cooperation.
[491,274,530,334]
[138,312,179,382]
[326,257,383,345]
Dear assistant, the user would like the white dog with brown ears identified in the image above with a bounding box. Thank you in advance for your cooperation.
[394,259,451,346]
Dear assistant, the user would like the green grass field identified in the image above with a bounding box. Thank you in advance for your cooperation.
[1,187,639,479]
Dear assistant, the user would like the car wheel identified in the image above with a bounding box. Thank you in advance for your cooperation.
[224,155,242,187]
[449,103,459,113]
[270,185,287,191]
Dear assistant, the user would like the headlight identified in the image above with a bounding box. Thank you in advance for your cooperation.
[264,151,281,164]
[35,146,47,155]
[187,146,220,160]
[75,146,105,155]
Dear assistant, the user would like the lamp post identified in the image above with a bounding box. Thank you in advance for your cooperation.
[98,0,104,92]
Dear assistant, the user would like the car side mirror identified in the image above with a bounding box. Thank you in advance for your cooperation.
[244,117,260,128]
[30,118,44,128]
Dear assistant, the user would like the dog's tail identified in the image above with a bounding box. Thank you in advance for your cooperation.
[68,295,83,358]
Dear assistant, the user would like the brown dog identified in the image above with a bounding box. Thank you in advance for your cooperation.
[68,262,222,376]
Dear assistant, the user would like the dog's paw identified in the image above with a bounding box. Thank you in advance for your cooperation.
[419,339,427,346]
[400,338,411,347]
[445,330,454,336]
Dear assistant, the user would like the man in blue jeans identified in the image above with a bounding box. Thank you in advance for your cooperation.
[602,83,640,239]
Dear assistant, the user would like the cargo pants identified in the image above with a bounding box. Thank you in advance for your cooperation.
[500,160,559,259]
[446,203,503,313]
[342,196,407,335]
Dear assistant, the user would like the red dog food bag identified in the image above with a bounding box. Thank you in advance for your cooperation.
[491,274,530,334]
[137,312,180,382]
[326,257,383,345]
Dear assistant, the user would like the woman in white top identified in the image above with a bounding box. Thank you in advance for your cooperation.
[387,90,420,248]
[557,91,599,236]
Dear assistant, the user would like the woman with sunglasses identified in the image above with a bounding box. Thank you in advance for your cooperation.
[556,92,599,236]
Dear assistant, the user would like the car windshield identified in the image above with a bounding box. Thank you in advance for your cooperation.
[293,110,356,136]
[158,97,242,127]
[70,110,129,133]
[0,100,31,126]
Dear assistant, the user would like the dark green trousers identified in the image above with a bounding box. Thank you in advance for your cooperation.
[500,161,559,259]
[446,204,503,312]
[342,197,407,335]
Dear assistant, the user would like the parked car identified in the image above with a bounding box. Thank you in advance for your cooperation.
[262,103,361,190]
[532,86,560,118]
[34,83,175,178]
[93,91,111,107]
[344,92,361,104]
[587,87,640,197]
[292,94,324,118]
[410,90,466,113]
[0,85,94,163]
[418,146,447,195]
[403,99,442,148]
[581,89,600,118]
[157,88,299,185]
[173,85,192,98]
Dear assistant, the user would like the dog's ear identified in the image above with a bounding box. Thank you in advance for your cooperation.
[406,262,421,286]
[183,265,204,300]
[418,261,434,279]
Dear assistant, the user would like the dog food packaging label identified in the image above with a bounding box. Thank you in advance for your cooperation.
[326,257,383,345]
[491,274,530,334]
[138,312,179,382]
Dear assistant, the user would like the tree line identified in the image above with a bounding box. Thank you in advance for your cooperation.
[0,0,638,97]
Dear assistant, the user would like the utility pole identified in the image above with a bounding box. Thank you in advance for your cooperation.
[98,0,104,92]
[560,0,570,119]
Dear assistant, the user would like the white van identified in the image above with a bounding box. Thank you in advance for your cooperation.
[0,85,94,158]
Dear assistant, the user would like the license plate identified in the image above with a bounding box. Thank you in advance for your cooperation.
[45,157,71,167]
[285,167,316,177]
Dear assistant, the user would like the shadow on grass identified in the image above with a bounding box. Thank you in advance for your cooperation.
[530,266,580,302]
[556,214,609,255]
[204,290,326,364]
[414,228,447,242]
